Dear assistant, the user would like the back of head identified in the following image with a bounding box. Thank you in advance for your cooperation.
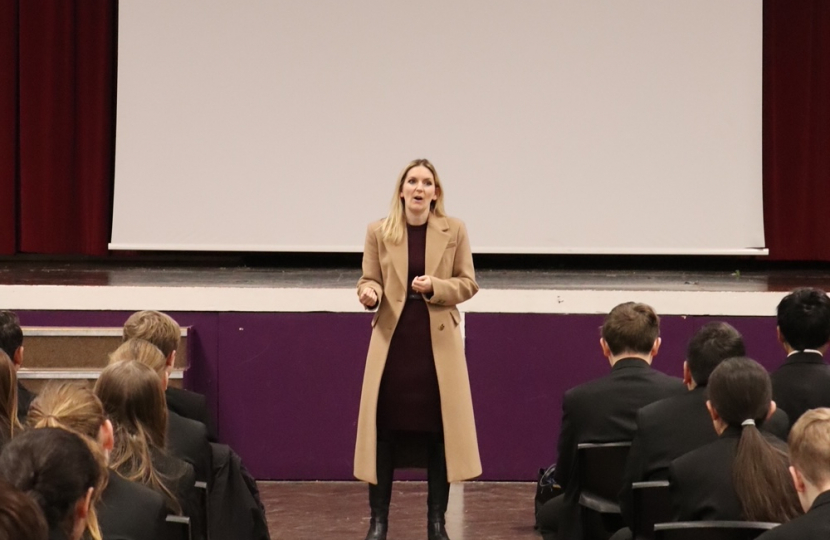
[601,302,660,356]
[788,408,830,490]
[0,480,48,540]
[777,288,830,351]
[0,352,20,441]
[0,311,21,361]
[27,382,105,441]
[0,428,100,538]
[122,311,180,359]
[686,322,746,386]
[109,338,167,377]
[708,357,802,522]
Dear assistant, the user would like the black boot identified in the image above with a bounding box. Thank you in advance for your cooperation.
[427,436,451,540]
[365,439,393,540]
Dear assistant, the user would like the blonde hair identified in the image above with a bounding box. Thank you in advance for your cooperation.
[94,360,182,514]
[380,158,446,244]
[27,382,109,540]
[0,351,21,441]
[122,311,181,358]
[789,408,830,487]
[110,338,167,377]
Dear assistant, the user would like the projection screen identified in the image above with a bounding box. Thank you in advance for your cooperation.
[111,1,766,255]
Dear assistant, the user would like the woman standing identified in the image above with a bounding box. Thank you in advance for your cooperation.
[354,159,481,540]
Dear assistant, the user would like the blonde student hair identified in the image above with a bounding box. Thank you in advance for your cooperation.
[122,310,181,359]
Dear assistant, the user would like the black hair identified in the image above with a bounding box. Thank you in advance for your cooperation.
[777,288,830,351]
[686,322,745,386]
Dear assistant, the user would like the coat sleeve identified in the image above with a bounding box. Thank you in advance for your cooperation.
[428,220,479,307]
[357,223,383,310]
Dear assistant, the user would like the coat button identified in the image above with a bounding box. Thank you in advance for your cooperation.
[439,324,445,331]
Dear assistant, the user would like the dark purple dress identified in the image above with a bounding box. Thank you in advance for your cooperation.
[376,223,443,433]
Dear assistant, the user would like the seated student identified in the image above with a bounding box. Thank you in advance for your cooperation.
[771,288,830,427]
[95,360,204,540]
[619,323,790,527]
[0,427,102,540]
[537,302,685,540]
[0,310,35,422]
[110,339,211,487]
[122,311,216,440]
[27,381,171,540]
[757,408,830,539]
[669,357,801,523]
[0,479,49,540]
[0,351,22,451]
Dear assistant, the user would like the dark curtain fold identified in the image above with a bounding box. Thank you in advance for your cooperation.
[9,0,115,255]
[0,1,17,255]
[763,0,830,260]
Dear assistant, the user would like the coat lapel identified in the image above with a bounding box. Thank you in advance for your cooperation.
[425,215,450,277]
[384,227,408,291]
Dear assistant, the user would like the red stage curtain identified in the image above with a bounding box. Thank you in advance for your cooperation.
[0,1,17,255]
[764,0,830,260]
[3,0,115,256]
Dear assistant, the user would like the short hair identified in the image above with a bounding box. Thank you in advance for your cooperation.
[109,339,167,377]
[601,302,660,356]
[0,311,22,360]
[0,428,101,538]
[788,408,830,487]
[0,479,48,540]
[686,322,746,386]
[122,311,180,358]
[777,288,830,351]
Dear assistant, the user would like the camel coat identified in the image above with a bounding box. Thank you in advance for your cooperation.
[354,214,482,484]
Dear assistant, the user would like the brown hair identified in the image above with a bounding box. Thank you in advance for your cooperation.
[0,351,21,442]
[788,408,830,487]
[94,360,181,513]
[122,311,181,359]
[109,338,167,377]
[708,357,802,522]
[601,302,660,356]
[0,479,48,540]
[27,382,109,540]
[381,158,447,244]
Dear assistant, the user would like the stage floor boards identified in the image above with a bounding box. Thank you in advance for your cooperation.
[1,261,830,292]
[260,481,538,540]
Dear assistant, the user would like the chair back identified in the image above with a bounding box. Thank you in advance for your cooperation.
[577,442,632,513]
[166,515,192,540]
[631,480,671,540]
[653,521,778,540]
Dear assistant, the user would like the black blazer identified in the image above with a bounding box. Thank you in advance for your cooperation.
[668,427,789,522]
[167,411,211,486]
[756,490,830,540]
[16,381,35,424]
[619,387,790,526]
[166,387,217,442]
[771,351,830,428]
[99,471,171,540]
[153,449,205,540]
[553,358,685,540]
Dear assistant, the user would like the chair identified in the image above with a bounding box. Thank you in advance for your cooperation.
[166,515,192,540]
[631,481,671,540]
[577,442,632,540]
[195,480,209,540]
[653,521,778,540]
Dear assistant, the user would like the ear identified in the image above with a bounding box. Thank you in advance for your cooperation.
[650,337,661,357]
[600,338,612,359]
[433,185,440,201]
[99,419,115,452]
[166,350,176,368]
[682,361,693,386]
[766,400,777,420]
[12,346,23,369]
[776,326,787,347]
[706,400,719,422]
[75,486,93,520]
[790,466,807,494]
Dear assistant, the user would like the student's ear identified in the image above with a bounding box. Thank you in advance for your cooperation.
[776,327,787,348]
[706,400,719,422]
[99,419,115,452]
[766,400,777,421]
[12,346,23,369]
[72,487,94,538]
[790,466,806,494]
[166,350,176,368]
[600,338,612,359]
[650,337,661,358]
[682,361,693,386]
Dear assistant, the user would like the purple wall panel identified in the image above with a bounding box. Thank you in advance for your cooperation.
[13,310,791,481]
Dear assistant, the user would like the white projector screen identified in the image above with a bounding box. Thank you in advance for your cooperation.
[111,1,765,255]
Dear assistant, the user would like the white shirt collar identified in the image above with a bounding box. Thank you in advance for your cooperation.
[788,349,824,357]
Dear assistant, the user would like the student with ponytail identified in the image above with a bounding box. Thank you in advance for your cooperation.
[0,351,22,449]
[28,381,171,540]
[669,357,802,523]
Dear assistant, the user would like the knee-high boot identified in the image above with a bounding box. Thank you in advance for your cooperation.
[427,437,451,540]
[365,438,393,540]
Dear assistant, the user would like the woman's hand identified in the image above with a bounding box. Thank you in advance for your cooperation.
[359,287,378,307]
[411,275,433,295]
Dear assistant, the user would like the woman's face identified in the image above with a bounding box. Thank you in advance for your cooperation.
[399,165,438,217]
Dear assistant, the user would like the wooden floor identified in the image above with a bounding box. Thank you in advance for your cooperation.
[260,481,539,540]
